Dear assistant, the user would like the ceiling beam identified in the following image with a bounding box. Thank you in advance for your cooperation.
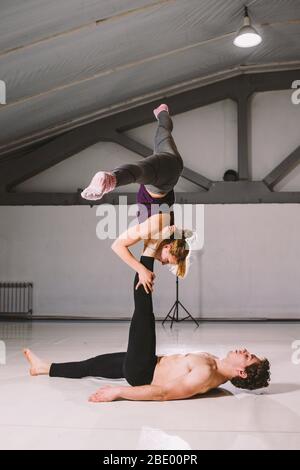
[237,80,251,180]
[1,183,300,205]
[110,131,153,157]
[0,74,238,189]
[247,69,300,93]
[0,125,110,190]
[0,126,213,191]
[180,168,212,191]
[1,69,298,158]
[111,131,212,190]
[0,73,240,157]
[263,145,300,190]
[1,70,299,201]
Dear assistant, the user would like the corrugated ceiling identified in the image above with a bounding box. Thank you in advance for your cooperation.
[0,0,299,153]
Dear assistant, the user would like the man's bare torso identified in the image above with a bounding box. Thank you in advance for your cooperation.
[151,352,225,393]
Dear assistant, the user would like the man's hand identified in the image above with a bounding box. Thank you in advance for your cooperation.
[136,265,156,294]
[88,385,120,403]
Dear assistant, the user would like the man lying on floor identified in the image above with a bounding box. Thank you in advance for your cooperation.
[23,257,270,402]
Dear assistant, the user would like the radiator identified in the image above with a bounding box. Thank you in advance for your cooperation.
[0,282,33,316]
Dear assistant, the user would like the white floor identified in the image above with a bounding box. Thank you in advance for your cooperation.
[0,320,300,450]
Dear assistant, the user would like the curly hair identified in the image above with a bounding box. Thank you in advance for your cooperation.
[231,359,271,390]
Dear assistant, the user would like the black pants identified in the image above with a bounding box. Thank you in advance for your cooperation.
[112,112,183,194]
[50,256,157,386]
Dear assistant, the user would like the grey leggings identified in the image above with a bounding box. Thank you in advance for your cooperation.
[112,112,183,194]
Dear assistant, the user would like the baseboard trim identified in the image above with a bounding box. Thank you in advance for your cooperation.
[0,315,299,322]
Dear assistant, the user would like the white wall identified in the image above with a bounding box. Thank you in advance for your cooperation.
[1,92,300,319]
[0,204,299,318]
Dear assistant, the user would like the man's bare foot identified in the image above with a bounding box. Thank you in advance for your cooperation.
[23,349,50,376]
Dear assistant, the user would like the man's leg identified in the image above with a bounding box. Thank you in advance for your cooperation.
[48,256,157,383]
[49,352,126,379]
[123,256,157,386]
[36,257,156,383]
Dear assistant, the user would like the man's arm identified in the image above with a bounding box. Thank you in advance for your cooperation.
[117,384,165,401]
[117,367,212,402]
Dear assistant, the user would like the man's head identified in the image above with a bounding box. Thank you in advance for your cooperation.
[226,349,270,390]
[156,238,190,278]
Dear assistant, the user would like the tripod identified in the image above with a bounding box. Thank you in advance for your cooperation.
[162,276,199,328]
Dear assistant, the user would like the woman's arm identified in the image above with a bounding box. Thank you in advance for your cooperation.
[111,213,171,293]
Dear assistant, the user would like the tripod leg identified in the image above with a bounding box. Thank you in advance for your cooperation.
[170,302,178,329]
[170,313,174,328]
[163,302,177,326]
[178,301,200,327]
[170,303,177,328]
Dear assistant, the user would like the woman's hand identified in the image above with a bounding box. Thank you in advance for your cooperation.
[160,224,176,240]
[88,385,120,403]
[135,265,156,294]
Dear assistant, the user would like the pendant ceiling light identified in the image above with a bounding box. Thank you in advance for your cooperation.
[234,6,262,48]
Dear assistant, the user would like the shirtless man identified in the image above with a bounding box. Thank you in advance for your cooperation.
[23,347,270,402]
[23,257,270,403]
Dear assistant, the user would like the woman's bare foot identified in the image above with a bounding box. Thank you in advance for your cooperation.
[23,349,50,376]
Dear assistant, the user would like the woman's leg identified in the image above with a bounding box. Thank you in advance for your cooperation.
[123,255,158,386]
[112,109,182,192]
[144,109,183,194]
[154,109,180,157]
[81,105,183,200]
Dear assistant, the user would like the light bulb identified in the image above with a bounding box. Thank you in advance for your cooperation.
[234,9,262,48]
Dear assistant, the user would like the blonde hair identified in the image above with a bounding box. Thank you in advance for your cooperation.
[156,234,190,278]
